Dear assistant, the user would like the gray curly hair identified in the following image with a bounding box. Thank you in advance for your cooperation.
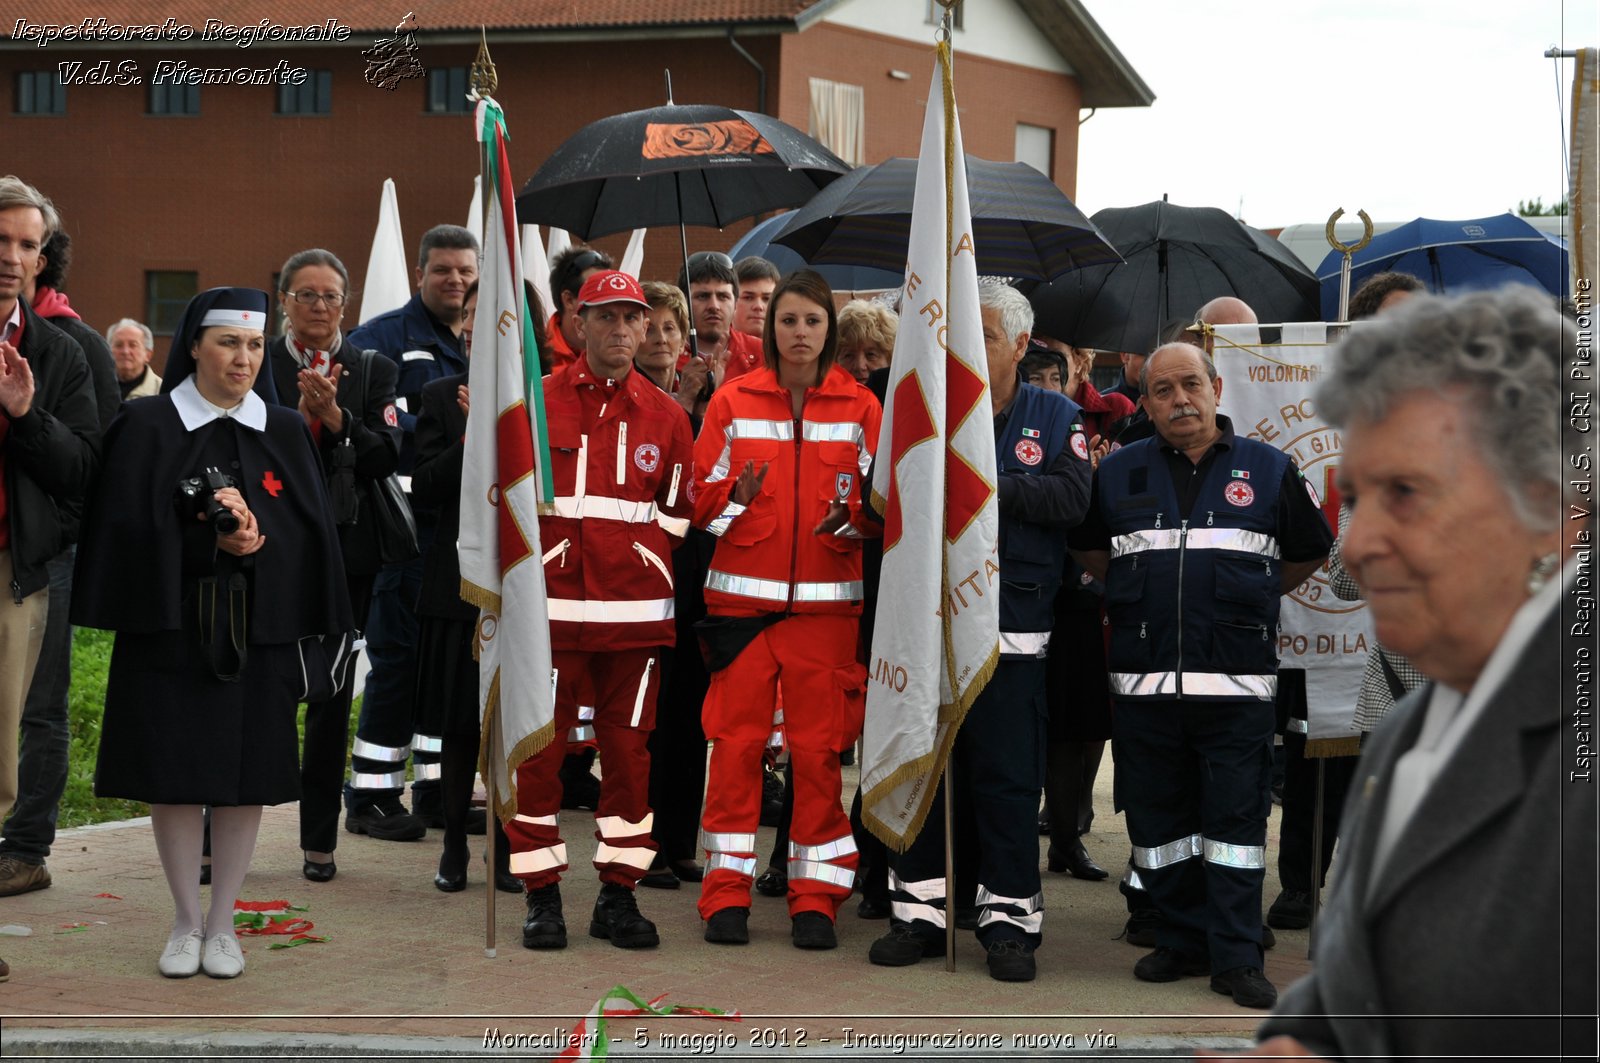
[1317,286,1572,533]
[977,278,1033,345]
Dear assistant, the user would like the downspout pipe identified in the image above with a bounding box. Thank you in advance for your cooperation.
[728,27,767,114]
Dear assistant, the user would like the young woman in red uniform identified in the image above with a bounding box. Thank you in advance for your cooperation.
[692,270,881,949]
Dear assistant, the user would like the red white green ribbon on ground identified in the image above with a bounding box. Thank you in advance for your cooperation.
[551,985,740,1060]
[234,899,327,949]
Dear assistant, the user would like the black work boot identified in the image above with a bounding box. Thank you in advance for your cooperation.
[589,883,659,949]
[522,883,567,949]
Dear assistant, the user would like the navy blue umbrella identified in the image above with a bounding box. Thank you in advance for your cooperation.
[1315,213,1568,319]
[728,211,905,292]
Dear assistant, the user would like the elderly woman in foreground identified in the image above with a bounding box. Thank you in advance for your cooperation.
[1204,286,1595,1060]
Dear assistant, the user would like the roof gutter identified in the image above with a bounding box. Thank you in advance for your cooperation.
[726,26,767,114]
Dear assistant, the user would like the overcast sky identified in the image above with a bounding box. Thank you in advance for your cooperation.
[1072,0,1593,229]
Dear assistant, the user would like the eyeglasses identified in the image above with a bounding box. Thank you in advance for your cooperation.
[687,251,734,269]
[287,290,347,308]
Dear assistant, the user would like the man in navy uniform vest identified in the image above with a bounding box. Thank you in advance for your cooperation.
[1069,342,1331,1009]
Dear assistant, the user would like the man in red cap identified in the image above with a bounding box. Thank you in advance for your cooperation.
[505,270,695,951]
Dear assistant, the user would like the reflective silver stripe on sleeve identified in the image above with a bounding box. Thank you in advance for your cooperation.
[1181,672,1277,699]
[411,762,442,781]
[545,597,675,624]
[658,513,691,537]
[705,569,790,603]
[1130,833,1202,869]
[705,501,747,538]
[594,843,656,871]
[789,859,855,889]
[1286,716,1309,734]
[701,831,757,854]
[410,734,443,754]
[349,771,405,790]
[1111,527,1281,558]
[514,813,558,826]
[708,425,736,484]
[789,835,857,863]
[1110,672,1179,698]
[888,870,947,928]
[792,580,863,602]
[732,417,794,442]
[1203,838,1267,869]
[707,853,758,877]
[975,887,1044,934]
[547,495,661,524]
[351,738,410,762]
[597,813,654,837]
[999,630,1052,657]
[509,843,568,874]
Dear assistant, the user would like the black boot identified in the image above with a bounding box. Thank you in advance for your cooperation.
[522,883,567,949]
[588,883,659,949]
[435,736,476,891]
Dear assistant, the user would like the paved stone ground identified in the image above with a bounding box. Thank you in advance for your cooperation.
[0,763,1308,1057]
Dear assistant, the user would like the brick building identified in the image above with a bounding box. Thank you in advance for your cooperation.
[2,0,1149,368]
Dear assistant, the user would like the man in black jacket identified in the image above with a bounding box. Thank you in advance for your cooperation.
[0,176,101,980]
[0,218,117,900]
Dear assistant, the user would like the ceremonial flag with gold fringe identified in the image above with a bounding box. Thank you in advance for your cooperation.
[459,97,556,821]
[860,44,1000,851]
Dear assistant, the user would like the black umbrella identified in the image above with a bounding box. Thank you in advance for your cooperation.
[1028,201,1320,353]
[515,101,848,242]
[771,155,1120,282]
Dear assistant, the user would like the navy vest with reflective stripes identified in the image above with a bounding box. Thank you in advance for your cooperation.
[994,383,1082,642]
[1098,433,1289,701]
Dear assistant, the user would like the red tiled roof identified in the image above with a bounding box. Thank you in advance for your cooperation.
[1,2,826,38]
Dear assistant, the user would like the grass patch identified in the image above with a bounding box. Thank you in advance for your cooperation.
[61,628,362,829]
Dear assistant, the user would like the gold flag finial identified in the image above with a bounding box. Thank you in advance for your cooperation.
[469,26,498,99]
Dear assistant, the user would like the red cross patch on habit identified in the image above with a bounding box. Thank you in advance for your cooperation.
[262,471,284,497]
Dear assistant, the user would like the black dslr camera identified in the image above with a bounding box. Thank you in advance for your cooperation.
[175,466,241,534]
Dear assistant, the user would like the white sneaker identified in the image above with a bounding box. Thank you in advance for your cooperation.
[158,930,203,978]
[201,933,245,978]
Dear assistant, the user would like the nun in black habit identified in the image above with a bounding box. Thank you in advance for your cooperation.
[72,287,351,979]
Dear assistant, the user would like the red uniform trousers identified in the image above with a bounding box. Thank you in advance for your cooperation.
[507,646,660,889]
[697,614,866,920]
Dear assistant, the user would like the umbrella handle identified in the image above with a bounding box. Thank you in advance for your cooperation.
[1326,208,1374,323]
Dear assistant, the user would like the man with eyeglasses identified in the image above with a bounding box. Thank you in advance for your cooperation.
[676,252,763,385]
[545,247,614,373]
[344,224,479,840]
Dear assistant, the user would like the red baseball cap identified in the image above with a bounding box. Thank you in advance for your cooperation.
[577,270,648,310]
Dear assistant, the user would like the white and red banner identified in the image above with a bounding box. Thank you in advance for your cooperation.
[860,45,1001,850]
[459,98,556,819]
[1213,321,1364,741]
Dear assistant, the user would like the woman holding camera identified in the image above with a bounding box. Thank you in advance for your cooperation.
[265,249,401,883]
[73,288,351,979]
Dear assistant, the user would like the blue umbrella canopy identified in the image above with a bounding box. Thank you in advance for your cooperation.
[1315,213,1568,319]
[771,155,1120,282]
[728,211,905,292]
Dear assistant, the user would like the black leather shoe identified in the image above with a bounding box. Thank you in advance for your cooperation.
[434,867,467,892]
[856,896,890,920]
[345,797,427,841]
[589,883,659,948]
[522,883,567,949]
[754,868,787,897]
[638,867,680,890]
[1267,889,1312,929]
[986,939,1037,981]
[302,859,337,884]
[1134,946,1208,982]
[704,907,750,944]
[1211,965,1278,1009]
[791,911,837,950]
[1123,908,1163,947]
[670,859,705,883]
[1047,841,1109,881]
[868,924,943,966]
